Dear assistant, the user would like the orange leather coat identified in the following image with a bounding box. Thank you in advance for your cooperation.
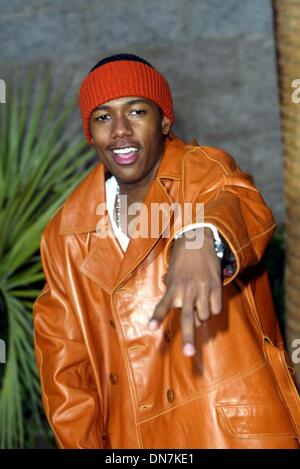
[34,134,300,449]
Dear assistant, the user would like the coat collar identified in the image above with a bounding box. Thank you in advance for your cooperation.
[59,133,190,293]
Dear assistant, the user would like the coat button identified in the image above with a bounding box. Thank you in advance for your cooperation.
[109,319,116,329]
[167,389,174,402]
[163,329,171,343]
[109,373,118,385]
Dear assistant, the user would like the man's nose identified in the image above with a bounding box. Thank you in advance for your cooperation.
[111,114,132,138]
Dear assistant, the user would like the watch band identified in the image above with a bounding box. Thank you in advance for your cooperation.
[173,223,225,259]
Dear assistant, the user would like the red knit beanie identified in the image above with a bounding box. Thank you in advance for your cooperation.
[78,56,174,144]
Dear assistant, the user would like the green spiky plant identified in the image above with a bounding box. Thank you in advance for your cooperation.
[0,72,95,448]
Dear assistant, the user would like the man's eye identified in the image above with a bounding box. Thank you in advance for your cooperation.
[131,109,146,116]
[96,114,110,122]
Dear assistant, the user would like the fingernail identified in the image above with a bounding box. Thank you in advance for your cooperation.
[183,343,195,356]
[149,319,159,330]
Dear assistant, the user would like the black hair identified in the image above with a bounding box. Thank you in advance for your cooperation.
[89,53,154,73]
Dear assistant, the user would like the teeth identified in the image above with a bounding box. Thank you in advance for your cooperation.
[113,147,138,155]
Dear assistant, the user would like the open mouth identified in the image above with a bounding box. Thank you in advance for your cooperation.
[111,146,140,165]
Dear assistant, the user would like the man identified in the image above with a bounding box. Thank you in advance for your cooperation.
[33,53,300,449]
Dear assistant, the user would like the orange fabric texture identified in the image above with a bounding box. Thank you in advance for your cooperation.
[78,60,174,144]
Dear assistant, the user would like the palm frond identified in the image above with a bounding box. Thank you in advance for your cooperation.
[0,72,95,448]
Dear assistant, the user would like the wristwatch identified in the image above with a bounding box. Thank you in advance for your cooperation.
[173,223,225,259]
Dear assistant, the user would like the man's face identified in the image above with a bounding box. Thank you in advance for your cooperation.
[89,96,171,185]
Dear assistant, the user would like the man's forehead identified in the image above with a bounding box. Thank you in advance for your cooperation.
[93,96,153,111]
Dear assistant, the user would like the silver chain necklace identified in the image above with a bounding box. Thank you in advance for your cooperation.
[115,184,121,228]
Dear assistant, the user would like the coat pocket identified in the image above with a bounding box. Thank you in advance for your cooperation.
[216,402,297,439]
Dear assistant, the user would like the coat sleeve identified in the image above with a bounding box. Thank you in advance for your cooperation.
[164,146,276,285]
[33,235,104,448]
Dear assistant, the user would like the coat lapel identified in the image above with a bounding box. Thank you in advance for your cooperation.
[80,233,124,294]
[59,162,124,293]
[115,177,174,288]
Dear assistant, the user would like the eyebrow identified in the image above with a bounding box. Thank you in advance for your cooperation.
[94,98,150,111]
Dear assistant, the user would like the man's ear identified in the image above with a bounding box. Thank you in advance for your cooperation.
[161,115,171,136]
[91,137,94,145]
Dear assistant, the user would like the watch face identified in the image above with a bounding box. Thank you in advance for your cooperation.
[214,240,225,259]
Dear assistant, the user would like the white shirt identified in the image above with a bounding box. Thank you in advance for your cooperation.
[105,175,223,255]
[105,175,130,252]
